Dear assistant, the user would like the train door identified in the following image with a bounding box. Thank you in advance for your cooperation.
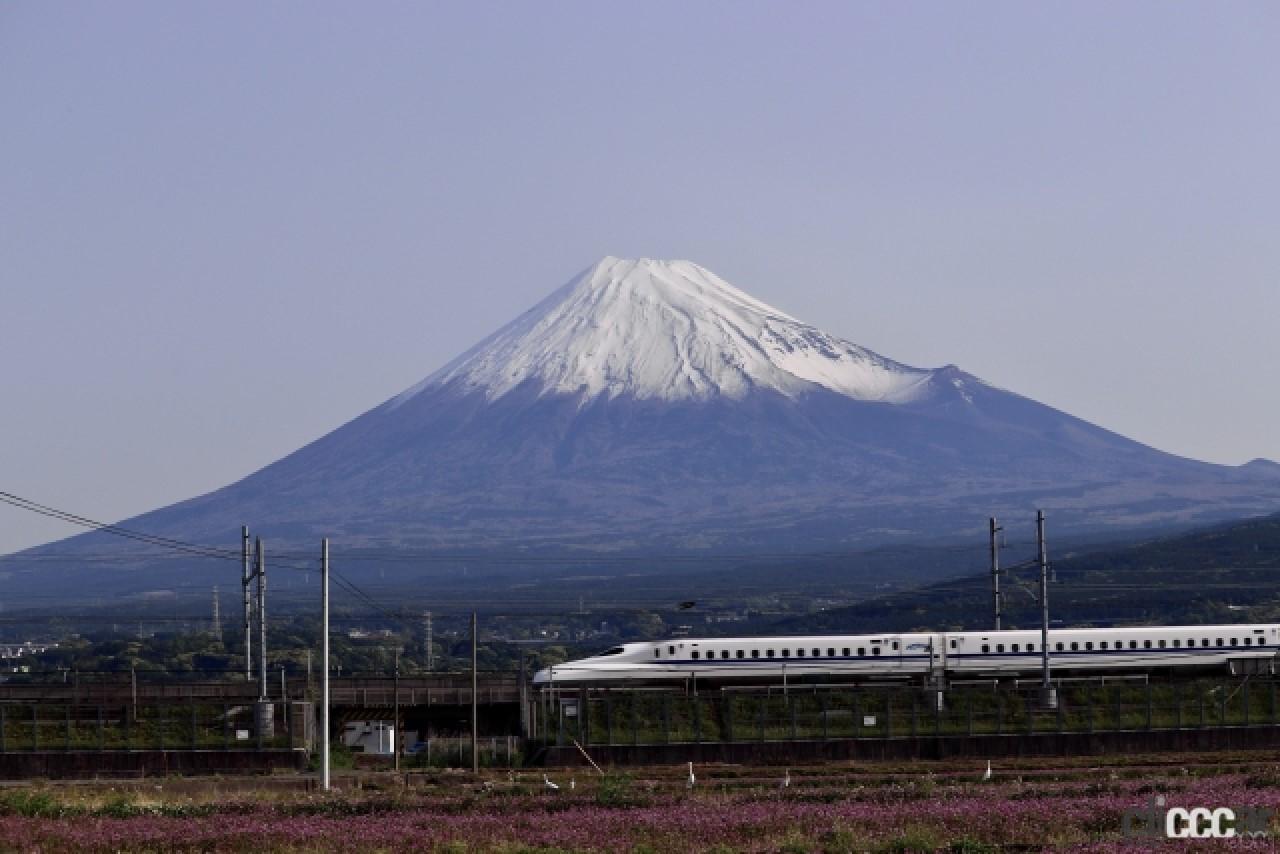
[888,636,904,671]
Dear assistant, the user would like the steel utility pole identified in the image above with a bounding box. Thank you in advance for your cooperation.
[518,653,527,739]
[256,538,268,701]
[242,526,252,681]
[254,538,274,739]
[321,538,330,791]
[1037,510,1057,710]
[989,517,1002,631]
[393,647,401,773]
[471,611,479,773]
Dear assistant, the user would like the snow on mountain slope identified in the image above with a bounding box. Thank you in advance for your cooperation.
[394,257,936,406]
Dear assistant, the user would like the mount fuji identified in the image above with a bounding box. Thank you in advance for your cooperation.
[9,257,1280,588]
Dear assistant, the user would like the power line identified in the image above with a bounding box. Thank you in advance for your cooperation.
[0,491,315,571]
[0,492,241,561]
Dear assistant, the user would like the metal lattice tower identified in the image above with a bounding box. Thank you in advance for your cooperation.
[424,611,434,671]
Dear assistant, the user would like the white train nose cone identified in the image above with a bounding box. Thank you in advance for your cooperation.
[532,667,552,686]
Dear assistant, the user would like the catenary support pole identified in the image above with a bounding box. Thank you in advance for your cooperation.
[393,647,400,773]
[989,517,1002,631]
[255,538,275,740]
[1037,510,1057,709]
[243,526,252,681]
[471,611,479,773]
[321,538,330,791]
[257,538,268,701]
[519,653,527,739]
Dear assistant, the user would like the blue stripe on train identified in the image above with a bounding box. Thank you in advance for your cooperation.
[660,646,1268,666]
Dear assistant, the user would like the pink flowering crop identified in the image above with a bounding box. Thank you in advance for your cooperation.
[1,766,1278,851]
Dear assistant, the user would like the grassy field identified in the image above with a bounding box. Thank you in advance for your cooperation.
[3,751,1280,851]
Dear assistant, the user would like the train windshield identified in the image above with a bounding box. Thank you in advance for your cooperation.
[596,646,626,656]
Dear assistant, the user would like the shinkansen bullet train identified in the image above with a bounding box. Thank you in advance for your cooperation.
[532,625,1280,687]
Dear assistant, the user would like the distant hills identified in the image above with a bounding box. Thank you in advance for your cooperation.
[774,512,1280,634]
[5,257,1279,601]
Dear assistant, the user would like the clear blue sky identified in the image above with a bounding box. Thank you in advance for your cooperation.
[3,2,1277,554]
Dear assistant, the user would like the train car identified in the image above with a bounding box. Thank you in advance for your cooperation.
[531,624,1280,687]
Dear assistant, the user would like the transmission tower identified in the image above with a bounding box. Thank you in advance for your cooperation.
[424,611,434,671]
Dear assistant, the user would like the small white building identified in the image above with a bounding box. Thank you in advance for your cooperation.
[342,720,396,755]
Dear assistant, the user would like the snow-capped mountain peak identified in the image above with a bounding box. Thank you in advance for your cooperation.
[395,257,935,406]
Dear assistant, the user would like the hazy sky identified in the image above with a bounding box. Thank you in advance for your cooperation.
[3,2,1278,555]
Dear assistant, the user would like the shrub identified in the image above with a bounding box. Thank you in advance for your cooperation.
[98,792,142,818]
[878,824,942,853]
[0,789,63,818]
[594,772,643,807]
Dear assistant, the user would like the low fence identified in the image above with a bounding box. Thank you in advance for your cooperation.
[397,736,524,768]
[538,678,1280,747]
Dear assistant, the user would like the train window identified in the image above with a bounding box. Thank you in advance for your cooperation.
[1144,640,1152,649]
[737,650,744,659]
[1056,642,1064,652]
[766,649,775,658]
[1158,640,1166,648]
[1027,643,1035,652]
[782,649,791,658]
[1085,642,1093,650]
[827,648,835,657]
[814,648,822,657]
[1216,639,1224,646]
[857,647,865,656]
[982,644,989,653]
[872,648,881,656]
[1101,642,1108,650]
[796,649,804,657]
[1012,644,1020,652]
[1231,638,1238,646]
[1173,640,1179,648]
[669,646,675,655]
[1070,642,1079,651]
[892,642,899,651]
[751,650,760,658]
[654,649,661,658]
[692,651,700,660]
[1245,638,1252,646]
[950,640,957,649]
[996,644,1004,653]
[721,650,730,659]
[843,648,851,656]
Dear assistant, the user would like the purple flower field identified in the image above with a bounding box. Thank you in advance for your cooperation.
[3,758,1280,851]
